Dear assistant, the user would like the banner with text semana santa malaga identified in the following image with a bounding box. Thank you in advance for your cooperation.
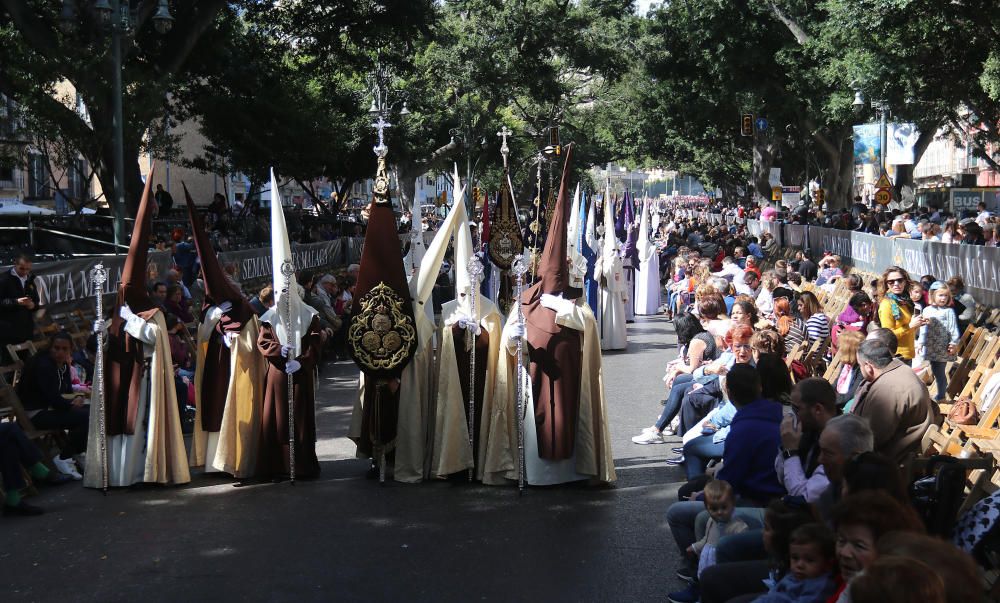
[28,239,358,317]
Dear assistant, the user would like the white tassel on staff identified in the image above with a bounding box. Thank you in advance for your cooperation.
[90,263,109,494]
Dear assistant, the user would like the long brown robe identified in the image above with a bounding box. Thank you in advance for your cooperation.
[255,317,322,480]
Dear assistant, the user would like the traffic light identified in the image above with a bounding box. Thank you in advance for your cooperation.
[741,114,754,137]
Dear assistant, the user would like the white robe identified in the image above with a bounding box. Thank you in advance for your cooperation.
[622,256,636,322]
[635,201,661,316]
[430,295,503,478]
[595,241,627,350]
[84,311,191,488]
[481,297,616,486]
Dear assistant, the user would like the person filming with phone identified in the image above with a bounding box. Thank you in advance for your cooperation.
[0,252,40,363]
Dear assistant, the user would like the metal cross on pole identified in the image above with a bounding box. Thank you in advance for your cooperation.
[497,126,512,169]
[372,115,392,157]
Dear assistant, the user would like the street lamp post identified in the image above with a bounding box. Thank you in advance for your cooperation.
[852,85,889,175]
[61,0,173,251]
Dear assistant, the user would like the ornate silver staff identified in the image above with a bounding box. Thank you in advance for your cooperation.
[466,255,485,481]
[280,259,297,485]
[90,263,109,493]
[511,254,529,493]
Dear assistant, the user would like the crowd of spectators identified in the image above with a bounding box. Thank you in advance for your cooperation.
[637,208,992,602]
[736,197,997,246]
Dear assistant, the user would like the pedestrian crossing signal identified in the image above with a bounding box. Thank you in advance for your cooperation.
[741,114,754,137]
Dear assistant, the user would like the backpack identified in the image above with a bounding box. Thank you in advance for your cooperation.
[910,456,968,538]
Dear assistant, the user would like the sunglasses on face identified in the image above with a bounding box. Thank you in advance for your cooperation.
[886,278,905,285]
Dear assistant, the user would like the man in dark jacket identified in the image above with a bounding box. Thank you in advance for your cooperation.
[0,253,39,360]
[16,332,89,479]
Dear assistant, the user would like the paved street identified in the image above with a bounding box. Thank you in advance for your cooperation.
[4,317,686,603]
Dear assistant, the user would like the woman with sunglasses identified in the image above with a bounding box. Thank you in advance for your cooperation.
[877,266,927,361]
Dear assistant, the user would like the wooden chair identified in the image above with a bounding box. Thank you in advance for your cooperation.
[5,341,38,387]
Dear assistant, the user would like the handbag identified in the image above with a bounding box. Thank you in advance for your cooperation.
[947,397,979,426]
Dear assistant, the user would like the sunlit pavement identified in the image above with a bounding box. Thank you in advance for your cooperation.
[4,317,686,602]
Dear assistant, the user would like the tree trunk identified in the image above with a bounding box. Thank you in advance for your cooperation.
[753,137,780,201]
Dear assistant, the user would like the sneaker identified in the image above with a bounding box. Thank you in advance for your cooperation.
[631,430,665,445]
[668,583,700,603]
[52,456,82,481]
[676,567,696,583]
[665,455,685,465]
[671,446,684,454]
[641,426,659,434]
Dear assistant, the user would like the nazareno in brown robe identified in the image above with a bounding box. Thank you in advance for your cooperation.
[255,316,322,479]
[519,144,583,461]
[199,309,246,431]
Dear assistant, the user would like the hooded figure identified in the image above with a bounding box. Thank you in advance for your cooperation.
[430,170,504,479]
[566,183,588,291]
[582,191,599,316]
[84,169,191,488]
[634,198,661,316]
[348,137,418,481]
[620,189,638,322]
[594,182,628,350]
[403,196,426,279]
[482,145,616,486]
[185,185,265,478]
[349,164,466,483]
[256,169,322,481]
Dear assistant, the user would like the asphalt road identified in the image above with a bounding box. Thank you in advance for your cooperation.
[4,316,688,602]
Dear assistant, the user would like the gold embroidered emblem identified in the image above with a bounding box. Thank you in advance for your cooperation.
[349,282,417,375]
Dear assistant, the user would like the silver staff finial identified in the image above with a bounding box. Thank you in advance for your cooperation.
[497,125,512,168]
[372,115,392,158]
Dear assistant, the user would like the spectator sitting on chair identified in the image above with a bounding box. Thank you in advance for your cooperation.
[0,252,39,363]
[15,332,90,480]
[2,422,72,516]
[851,339,936,466]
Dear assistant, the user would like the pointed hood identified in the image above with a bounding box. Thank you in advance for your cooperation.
[262,169,317,356]
[637,198,655,266]
[622,189,639,265]
[522,143,579,304]
[452,165,477,308]
[480,185,491,250]
[581,190,599,316]
[601,181,619,258]
[349,145,418,379]
[584,190,598,254]
[408,194,426,273]
[566,183,586,289]
[183,183,252,326]
[614,190,627,241]
[415,166,466,306]
[117,166,157,314]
